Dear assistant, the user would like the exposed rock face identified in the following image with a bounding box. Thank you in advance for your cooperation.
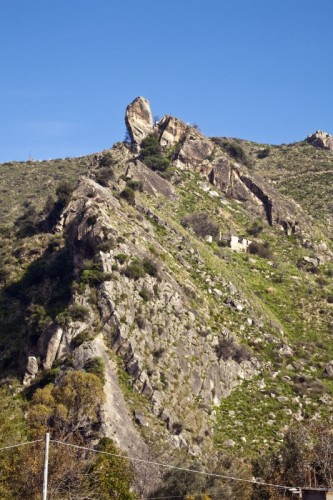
[171,126,303,234]
[156,115,188,147]
[307,130,333,150]
[37,175,260,459]
[125,96,153,145]
[23,356,39,385]
[125,159,177,200]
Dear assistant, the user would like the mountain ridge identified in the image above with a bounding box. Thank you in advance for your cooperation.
[0,97,332,497]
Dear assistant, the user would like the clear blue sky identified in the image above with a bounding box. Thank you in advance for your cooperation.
[0,0,332,162]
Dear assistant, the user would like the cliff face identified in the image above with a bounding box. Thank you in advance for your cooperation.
[1,97,333,494]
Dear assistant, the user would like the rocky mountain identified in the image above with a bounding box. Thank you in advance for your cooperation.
[0,96,333,497]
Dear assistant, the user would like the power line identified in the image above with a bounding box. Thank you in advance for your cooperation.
[51,439,298,492]
[0,439,42,453]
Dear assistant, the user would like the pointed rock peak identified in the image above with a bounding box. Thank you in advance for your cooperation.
[125,96,153,145]
[306,130,333,150]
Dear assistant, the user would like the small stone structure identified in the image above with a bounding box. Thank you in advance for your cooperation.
[229,235,251,252]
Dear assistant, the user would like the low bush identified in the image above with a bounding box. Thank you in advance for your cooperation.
[211,138,250,166]
[120,187,135,205]
[215,336,251,363]
[257,148,270,159]
[248,241,272,258]
[71,331,95,348]
[126,179,143,191]
[95,168,114,187]
[123,259,146,280]
[84,356,105,382]
[68,304,90,321]
[181,212,219,240]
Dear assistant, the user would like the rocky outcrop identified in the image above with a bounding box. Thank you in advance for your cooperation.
[38,175,260,457]
[125,159,177,200]
[307,130,333,150]
[156,115,188,147]
[125,96,153,145]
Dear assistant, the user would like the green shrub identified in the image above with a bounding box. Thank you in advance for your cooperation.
[84,356,105,382]
[142,257,159,277]
[139,287,152,302]
[115,253,128,264]
[248,241,272,258]
[71,331,95,348]
[257,148,270,159]
[126,179,143,191]
[181,212,219,240]
[97,239,115,252]
[247,223,263,236]
[120,187,135,205]
[215,336,251,362]
[99,152,115,169]
[68,304,90,321]
[123,259,146,280]
[211,138,250,166]
[80,260,111,286]
[140,134,171,172]
[95,168,114,187]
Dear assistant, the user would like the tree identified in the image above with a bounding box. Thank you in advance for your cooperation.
[28,370,104,440]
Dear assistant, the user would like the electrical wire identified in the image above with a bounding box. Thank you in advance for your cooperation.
[0,439,42,452]
[51,439,298,492]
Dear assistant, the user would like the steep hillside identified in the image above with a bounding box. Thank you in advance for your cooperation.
[0,97,332,498]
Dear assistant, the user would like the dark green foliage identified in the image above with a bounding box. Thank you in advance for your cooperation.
[123,259,146,280]
[140,133,171,172]
[68,304,90,321]
[212,137,250,166]
[97,239,115,252]
[92,437,135,499]
[0,245,74,374]
[84,356,105,382]
[139,287,152,302]
[142,257,159,277]
[123,257,159,280]
[86,214,97,226]
[120,187,135,205]
[14,204,39,237]
[71,331,95,348]
[215,336,251,362]
[246,223,263,236]
[257,148,270,159]
[95,168,114,187]
[126,179,143,191]
[181,212,220,240]
[80,260,111,286]
[99,152,115,169]
[40,180,75,231]
[115,253,128,264]
[248,241,272,258]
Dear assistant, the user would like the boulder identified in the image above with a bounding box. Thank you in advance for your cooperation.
[125,96,153,145]
[307,130,333,151]
[23,356,39,386]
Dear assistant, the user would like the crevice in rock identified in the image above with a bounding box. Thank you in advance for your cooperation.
[240,175,273,225]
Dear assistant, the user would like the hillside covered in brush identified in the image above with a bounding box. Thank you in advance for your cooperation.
[0,97,332,499]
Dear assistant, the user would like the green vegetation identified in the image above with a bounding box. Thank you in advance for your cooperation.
[140,133,173,177]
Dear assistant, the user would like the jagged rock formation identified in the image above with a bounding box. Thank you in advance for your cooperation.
[125,96,153,145]
[307,130,333,150]
[31,175,260,457]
